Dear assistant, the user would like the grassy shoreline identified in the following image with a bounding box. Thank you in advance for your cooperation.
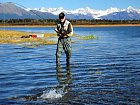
[0,24,140,28]
[0,30,97,45]
[0,30,57,45]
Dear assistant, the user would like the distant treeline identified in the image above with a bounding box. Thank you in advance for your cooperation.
[1,19,140,25]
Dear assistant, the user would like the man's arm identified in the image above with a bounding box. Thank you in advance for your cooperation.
[55,24,61,36]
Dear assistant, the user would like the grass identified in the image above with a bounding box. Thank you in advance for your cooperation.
[0,30,57,45]
[0,30,97,45]
[79,35,96,40]
[73,34,97,40]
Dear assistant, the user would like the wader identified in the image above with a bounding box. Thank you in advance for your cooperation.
[56,36,72,65]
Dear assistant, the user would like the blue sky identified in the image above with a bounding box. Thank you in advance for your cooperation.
[1,0,140,10]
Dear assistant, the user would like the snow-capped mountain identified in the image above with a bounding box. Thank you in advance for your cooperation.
[100,6,140,20]
[0,2,140,20]
[33,6,140,20]
[34,7,118,19]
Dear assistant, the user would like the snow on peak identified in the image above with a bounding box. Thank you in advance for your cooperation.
[58,7,64,10]
[107,7,119,13]
[31,6,140,19]
[32,7,65,15]
[126,6,137,13]
[127,6,135,10]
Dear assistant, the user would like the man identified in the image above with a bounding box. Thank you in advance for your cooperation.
[55,12,73,66]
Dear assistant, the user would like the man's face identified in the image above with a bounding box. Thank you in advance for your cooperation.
[60,17,65,23]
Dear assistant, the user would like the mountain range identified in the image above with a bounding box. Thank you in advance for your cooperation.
[0,2,140,20]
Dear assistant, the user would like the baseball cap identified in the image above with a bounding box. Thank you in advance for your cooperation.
[59,12,65,19]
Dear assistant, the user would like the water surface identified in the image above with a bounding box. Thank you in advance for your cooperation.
[0,26,140,104]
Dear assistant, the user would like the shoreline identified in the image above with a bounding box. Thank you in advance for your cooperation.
[0,24,140,28]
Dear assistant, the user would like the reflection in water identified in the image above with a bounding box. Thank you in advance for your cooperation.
[56,63,72,94]
[39,64,72,100]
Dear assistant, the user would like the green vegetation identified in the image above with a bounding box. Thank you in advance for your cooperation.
[0,19,140,26]
[79,35,96,40]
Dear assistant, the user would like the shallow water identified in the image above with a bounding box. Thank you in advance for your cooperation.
[0,26,140,104]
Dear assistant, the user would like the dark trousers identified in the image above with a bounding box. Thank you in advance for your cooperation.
[56,37,72,64]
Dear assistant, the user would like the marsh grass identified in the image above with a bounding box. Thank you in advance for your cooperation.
[80,35,96,40]
[0,30,97,45]
[0,30,57,45]
[74,34,97,40]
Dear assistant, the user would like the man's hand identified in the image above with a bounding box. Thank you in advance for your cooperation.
[61,31,68,36]
[55,28,61,37]
[55,28,59,33]
[55,28,68,37]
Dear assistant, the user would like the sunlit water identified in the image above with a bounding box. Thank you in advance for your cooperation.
[0,26,140,104]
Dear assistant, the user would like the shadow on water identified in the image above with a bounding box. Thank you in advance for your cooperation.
[7,64,72,104]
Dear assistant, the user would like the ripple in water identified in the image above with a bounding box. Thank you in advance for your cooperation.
[1,27,140,104]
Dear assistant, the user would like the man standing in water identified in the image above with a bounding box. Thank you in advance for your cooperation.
[55,12,73,66]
